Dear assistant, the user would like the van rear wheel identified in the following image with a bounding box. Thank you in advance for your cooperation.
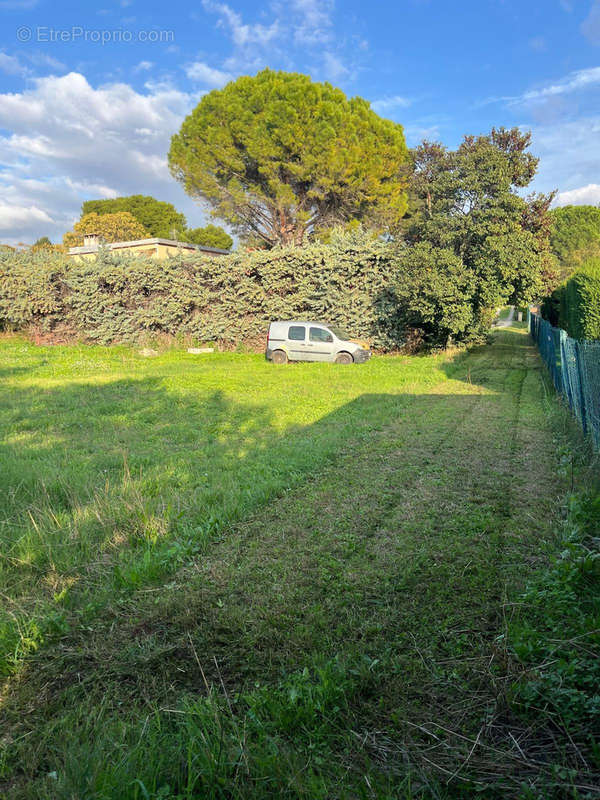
[335,352,353,365]
[271,349,288,364]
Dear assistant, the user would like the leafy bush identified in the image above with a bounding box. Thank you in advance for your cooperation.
[182,224,233,250]
[0,249,68,330]
[82,195,187,239]
[393,132,555,347]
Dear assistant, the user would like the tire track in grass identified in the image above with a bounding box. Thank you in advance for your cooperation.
[31,354,512,690]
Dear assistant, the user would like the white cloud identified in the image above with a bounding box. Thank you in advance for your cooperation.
[554,183,600,206]
[201,0,353,83]
[371,95,412,114]
[520,66,600,103]
[292,0,334,45]
[0,51,67,78]
[482,66,600,109]
[0,72,211,244]
[201,0,280,49]
[64,178,119,198]
[0,202,51,232]
[504,67,600,105]
[133,60,154,73]
[529,115,600,203]
[185,60,232,87]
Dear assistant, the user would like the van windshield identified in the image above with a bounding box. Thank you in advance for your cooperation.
[328,326,350,340]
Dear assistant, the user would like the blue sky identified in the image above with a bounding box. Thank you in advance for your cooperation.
[0,0,599,244]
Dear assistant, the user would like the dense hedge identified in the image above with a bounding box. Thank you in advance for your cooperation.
[563,259,600,339]
[0,234,404,349]
[541,258,600,340]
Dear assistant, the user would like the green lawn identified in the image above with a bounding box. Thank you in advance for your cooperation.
[0,328,594,797]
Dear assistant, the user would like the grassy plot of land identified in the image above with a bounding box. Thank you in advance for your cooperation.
[0,328,593,797]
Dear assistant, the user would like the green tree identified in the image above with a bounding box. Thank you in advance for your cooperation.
[549,204,600,274]
[397,128,555,344]
[31,236,65,254]
[82,195,187,239]
[32,236,52,249]
[63,212,148,248]
[168,69,409,248]
[182,224,233,250]
[394,242,476,346]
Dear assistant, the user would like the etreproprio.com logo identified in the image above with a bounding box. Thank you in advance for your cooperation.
[16,26,174,44]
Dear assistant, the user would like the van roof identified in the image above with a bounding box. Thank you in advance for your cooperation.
[270,320,330,326]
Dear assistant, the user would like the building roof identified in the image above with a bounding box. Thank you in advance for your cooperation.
[68,237,230,255]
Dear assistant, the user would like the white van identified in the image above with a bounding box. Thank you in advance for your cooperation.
[265,321,371,364]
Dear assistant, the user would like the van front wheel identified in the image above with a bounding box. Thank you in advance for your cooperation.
[271,349,288,364]
[335,352,353,365]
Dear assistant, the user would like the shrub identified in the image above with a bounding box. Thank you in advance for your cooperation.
[0,248,68,330]
[562,258,600,340]
[540,258,600,340]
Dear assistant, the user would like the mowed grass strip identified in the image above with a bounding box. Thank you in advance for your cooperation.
[0,328,583,798]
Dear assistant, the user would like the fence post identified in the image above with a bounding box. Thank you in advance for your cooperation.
[574,341,588,436]
[559,329,572,410]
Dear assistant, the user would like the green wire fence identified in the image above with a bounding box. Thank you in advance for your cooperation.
[529,312,600,450]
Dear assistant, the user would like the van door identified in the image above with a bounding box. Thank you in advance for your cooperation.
[287,325,309,360]
[308,326,336,362]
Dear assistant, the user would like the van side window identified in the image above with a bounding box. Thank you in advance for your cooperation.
[309,327,333,343]
[288,326,306,341]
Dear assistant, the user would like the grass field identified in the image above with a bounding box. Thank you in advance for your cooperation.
[0,326,596,798]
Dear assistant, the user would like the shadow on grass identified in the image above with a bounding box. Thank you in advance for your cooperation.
[0,377,439,672]
[0,332,538,676]
[0,362,48,379]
